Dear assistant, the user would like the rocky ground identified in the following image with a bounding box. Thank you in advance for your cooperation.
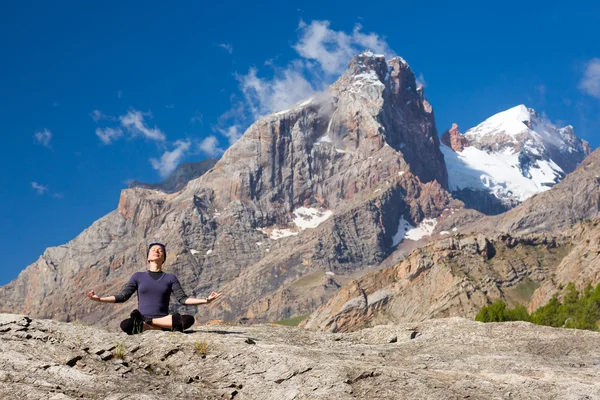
[1,314,599,399]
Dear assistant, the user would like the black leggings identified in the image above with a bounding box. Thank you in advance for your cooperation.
[120,313,195,335]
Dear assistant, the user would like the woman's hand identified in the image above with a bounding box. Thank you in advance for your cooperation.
[85,290,101,302]
[207,291,223,303]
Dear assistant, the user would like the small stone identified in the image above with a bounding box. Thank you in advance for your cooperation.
[388,335,397,343]
[244,338,256,345]
[65,355,82,367]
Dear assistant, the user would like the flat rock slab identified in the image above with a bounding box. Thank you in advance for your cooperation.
[1,314,599,399]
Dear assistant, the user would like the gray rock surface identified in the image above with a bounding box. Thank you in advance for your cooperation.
[1,314,599,400]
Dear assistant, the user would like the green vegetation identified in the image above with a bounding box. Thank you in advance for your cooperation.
[273,314,310,326]
[476,282,600,331]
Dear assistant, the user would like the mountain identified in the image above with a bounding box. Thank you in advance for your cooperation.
[302,149,600,332]
[0,52,464,325]
[441,105,591,214]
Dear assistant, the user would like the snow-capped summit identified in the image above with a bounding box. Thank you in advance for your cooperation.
[441,105,591,214]
[466,104,531,139]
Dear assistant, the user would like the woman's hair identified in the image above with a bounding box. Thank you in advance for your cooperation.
[147,242,167,263]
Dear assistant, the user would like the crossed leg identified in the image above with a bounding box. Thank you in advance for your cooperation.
[120,312,195,334]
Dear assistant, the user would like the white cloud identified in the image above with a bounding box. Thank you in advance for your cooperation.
[120,110,166,141]
[166,104,175,109]
[90,109,116,122]
[52,193,64,199]
[219,43,233,54]
[579,58,600,98]
[217,125,244,145]
[31,182,49,195]
[230,20,395,122]
[237,66,318,120]
[95,127,123,145]
[293,20,395,75]
[199,136,224,157]
[34,129,52,148]
[149,140,191,178]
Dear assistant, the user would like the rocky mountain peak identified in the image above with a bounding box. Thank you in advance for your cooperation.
[441,123,468,152]
[441,104,592,214]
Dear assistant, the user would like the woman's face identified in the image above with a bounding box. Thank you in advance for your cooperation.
[148,245,165,263]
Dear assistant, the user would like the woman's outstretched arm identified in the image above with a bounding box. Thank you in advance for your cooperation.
[172,276,223,306]
[184,291,223,305]
[84,290,116,303]
[85,276,138,304]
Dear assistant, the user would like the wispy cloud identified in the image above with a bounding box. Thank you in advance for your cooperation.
[95,127,123,145]
[416,73,426,88]
[190,110,204,124]
[52,193,64,199]
[199,136,224,157]
[222,20,395,128]
[579,58,600,99]
[166,104,175,109]
[31,182,49,195]
[149,140,191,178]
[236,65,318,120]
[90,109,116,122]
[217,125,243,145]
[219,43,233,54]
[120,110,166,141]
[117,91,122,99]
[34,129,52,148]
[293,20,395,75]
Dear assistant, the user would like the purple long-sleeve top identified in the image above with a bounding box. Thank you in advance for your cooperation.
[113,271,189,318]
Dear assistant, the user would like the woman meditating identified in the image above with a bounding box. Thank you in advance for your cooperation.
[85,242,222,334]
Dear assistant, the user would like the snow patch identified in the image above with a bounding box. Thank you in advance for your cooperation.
[353,70,384,88]
[326,271,335,276]
[293,207,333,230]
[441,144,563,203]
[392,217,438,246]
[190,249,200,255]
[466,105,531,138]
[257,207,333,240]
[317,134,332,144]
[206,249,213,255]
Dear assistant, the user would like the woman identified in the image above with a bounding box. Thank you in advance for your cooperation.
[85,242,223,334]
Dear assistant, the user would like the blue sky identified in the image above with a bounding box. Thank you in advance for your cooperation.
[1,0,599,285]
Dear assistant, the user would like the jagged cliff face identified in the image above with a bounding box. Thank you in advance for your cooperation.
[0,52,460,326]
[302,149,600,332]
[441,105,592,215]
